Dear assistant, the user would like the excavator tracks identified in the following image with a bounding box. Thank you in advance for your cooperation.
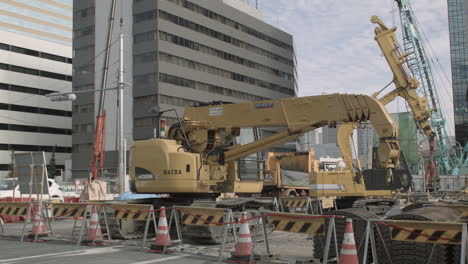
[378,206,464,264]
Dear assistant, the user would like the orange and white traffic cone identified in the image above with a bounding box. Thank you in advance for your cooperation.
[149,206,172,253]
[27,203,48,242]
[338,218,359,264]
[228,211,254,263]
[83,205,106,246]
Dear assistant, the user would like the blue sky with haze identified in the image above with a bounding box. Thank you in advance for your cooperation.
[257,0,455,134]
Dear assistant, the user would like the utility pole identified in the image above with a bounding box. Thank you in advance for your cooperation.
[118,18,125,193]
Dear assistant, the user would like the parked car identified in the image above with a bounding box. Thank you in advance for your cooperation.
[0,178,64,200]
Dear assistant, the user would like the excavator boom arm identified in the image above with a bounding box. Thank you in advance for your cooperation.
[178,93,399,172]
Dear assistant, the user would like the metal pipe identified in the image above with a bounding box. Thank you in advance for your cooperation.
[118,18,125,194]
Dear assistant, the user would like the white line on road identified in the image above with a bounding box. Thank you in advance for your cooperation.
[0,246,125,263]
[0,250,85,263]
[130,255,187,264]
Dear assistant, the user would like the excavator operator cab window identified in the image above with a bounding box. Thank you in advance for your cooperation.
[237,159,264,181]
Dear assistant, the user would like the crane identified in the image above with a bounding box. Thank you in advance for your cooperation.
[394,0,468,177]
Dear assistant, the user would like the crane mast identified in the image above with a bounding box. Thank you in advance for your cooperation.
[395,0,465,175]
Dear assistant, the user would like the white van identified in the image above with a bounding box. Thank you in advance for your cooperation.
[0,178,64,200]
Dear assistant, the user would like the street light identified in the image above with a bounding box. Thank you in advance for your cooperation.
[46,92,77,102]
[46,84,130,193]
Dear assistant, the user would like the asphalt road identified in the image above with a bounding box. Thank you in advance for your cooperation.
[0,220,315,263]
[0,237,219,264]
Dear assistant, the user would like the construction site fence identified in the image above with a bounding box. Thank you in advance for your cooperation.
[0,201,345,263]
[363,219,468,264]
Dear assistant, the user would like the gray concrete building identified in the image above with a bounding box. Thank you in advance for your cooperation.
[447,0,468,147]
[0,0,72,179]
[72,0,296,179]
[72,0,133,179]
[132,0,296,139]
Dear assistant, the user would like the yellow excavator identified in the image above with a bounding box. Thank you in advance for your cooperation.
[123,16,436,243]
[128,94,400,242]
[130,93,399,198]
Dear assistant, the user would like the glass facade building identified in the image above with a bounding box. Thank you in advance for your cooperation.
[0,0,72,46]
[448,0,468,147]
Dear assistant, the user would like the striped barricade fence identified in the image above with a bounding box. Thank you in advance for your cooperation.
[279,197,314,213]
[46,202,87,238]
[363,219,468,264]
[0,202,32,238]
[111,203,157,249]
[0,201,52,242]
[260,211,341,264]
[166,206,237,263]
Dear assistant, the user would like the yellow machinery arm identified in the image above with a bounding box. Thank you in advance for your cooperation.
[370,16,435,139]
[130,93,399,196]
[174,93,399,174]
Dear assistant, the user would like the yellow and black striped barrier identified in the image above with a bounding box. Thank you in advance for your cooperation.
[385,220,464,245]
[112,204,153,221]
[0,202,30,216]
[282,197,309,208]
[177,206,227,226]
[268,212,325,235]
[51,203,86,218]
[260,211,339,262]
[363,219,468,264]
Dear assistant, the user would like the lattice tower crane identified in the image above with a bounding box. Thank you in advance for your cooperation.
[395,0,467,175]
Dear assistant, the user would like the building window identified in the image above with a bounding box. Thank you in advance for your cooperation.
[163,0,293,51]
[157,31,294,81]
[0,103,72,117]
[0,63,72,81]
[159,73,267,101]
[0,43,72,64]
[136,10,294,67]
[0,123,71,135]
[74,26,94,38]
[159,52,294,95]
[0,83,55,96]
[0,144,71,153]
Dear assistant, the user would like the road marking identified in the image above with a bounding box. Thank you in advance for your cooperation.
[130,255,187,264]
[0,250,85,263]
[0,246,125,263]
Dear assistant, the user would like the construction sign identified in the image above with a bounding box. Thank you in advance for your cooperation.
[0,202,30,216]
[268,212,325,235]
[177,206,226,226]
[112,204,153,221]
[51,203,86,218]
[384,220,464,245]
[281,197,309,208]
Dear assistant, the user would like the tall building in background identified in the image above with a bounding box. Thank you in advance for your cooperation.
[0,0,72,179]
[448,0,468,147]
[132,0,296,139]
[72,0,296,179]
[72,0,133,179]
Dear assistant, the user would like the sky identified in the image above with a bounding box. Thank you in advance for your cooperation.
[257,0,455,135]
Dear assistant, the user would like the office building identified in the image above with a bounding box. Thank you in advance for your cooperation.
[132,0,296,139]
[72,0,133,179]
[0,0,72,179]
[448,0,468,147]
[72,0,296,178]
